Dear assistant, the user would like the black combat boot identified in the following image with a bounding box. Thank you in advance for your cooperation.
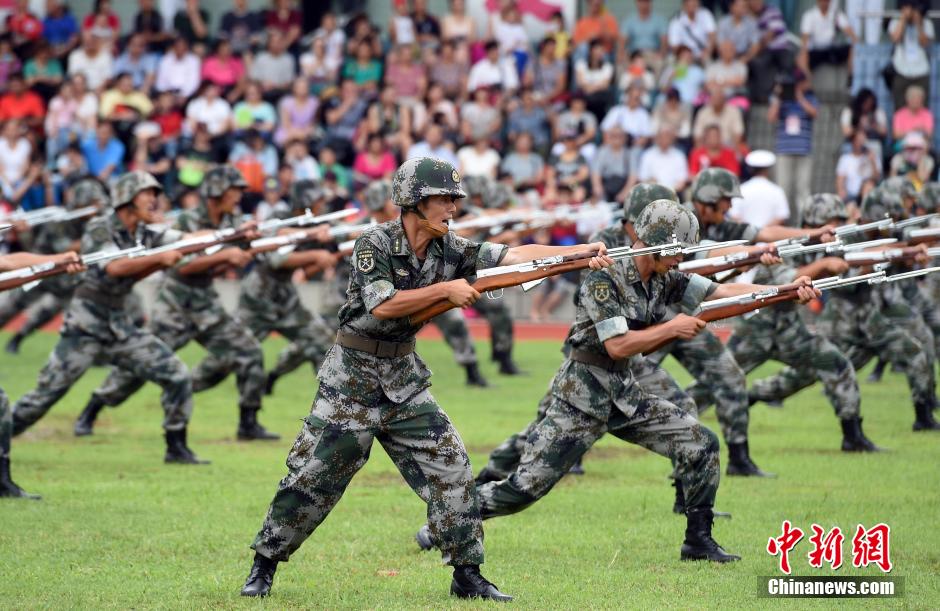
[567,456,585,475]
[493,351,524,375]
[5,332,23,354]
[415,523,435,551]
[474,467,503,485]
[840,417,882,452]
[913,400,940,431]
[164,429,210,464]
[240,553,277,597]
[867,358,886,383]
[464,363,489,387]
[237,408,281,441]
[726,441,775,477]
[74,395,106,436]
[680,508,741,562]
[451,565,513,601]
[264,372,279,396]
[0,457,40,500]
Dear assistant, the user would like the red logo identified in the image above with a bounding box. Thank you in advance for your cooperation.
[851,523,893,573]
[768,521,893,574]
[808,525,844,570]
[767,520,805,575]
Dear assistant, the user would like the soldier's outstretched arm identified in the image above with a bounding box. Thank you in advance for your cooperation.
[0,251,81,272]
[105,250,183,277]
[755,223,834,244]
[372,280,480,320]
[603,315,707,360]
[501,241,612,269]
[706,277,818,303]
[277,249,337,272]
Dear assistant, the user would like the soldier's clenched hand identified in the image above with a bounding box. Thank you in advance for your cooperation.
[669,313,706,339]
[159,251,183,267]
[586,241,614,269]
[793,275,820,303]
[226,248,254,268]
[57,251,85,274]
[443,279,480,307]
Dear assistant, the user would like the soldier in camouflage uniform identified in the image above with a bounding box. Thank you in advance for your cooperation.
[11,171,208,464]
[749,183,940,431]
[418,200,818,562]
[165,180,338,414]
[0,245,84,498]
[687,194,880,452]
[239,157,611,599]
[78,167,276,441]
[0,177,107,354]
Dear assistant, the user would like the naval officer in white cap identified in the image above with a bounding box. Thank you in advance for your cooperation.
[730,149,792,228]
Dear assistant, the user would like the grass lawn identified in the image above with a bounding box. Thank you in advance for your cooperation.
[0,332,936,609]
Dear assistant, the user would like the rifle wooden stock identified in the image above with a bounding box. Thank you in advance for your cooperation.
[408,248,601,325]
[0,265,70,291]
[907,232,940,246]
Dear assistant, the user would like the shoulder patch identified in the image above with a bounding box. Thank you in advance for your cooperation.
[592,280,611,303]
[356,246,375,273]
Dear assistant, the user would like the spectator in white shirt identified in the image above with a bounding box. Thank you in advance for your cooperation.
[0,119,32,200]
[799,0,856,71]
[407,123,459,167]
[184,83,233,138]
[731,150,790,227]
[601,81,652,144]
[574,40,615,121]
[457,137,501,179]
[467,40,519,93]
[836,128,880,205]
[155,37,201,102]
[667,0,716,60]
[637,126,690,192]
[314,12,346,69]
[67,32,113,92]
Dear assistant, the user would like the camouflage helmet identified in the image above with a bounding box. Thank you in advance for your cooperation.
[485,182,514,209]
[881,176,918,202]
[860,184,906,222]
[919,182,940,213]
[199,165,248,199]
[363,180,393,212]
[111,170,163,208]
[691,168,742,205]
[290,179,324,210]
[462,175,491,199]
[801,193,848,227]
[68,176,111,210]
[626,183,680,223]
[635,199,700,248]
[392,157,466,209]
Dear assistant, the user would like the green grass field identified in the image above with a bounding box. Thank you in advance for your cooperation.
[0,332,936,609]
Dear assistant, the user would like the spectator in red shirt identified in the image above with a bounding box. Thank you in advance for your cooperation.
[352,132,397,183]
[689,124,741,176]
[82,0,121,49]
[5,0,44,56]
[0,73,46,131]
[265,0,303,50]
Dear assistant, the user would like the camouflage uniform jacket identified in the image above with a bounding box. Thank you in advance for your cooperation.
[554,256,716,420]
[63,212,180,340]
[320,219,507,405]
[157,199,237,330]
[590,223,629,250]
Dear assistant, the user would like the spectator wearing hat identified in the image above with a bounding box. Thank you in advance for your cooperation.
[574,40,615,121]
[689,124,741,177]
[889,131,934,187]
[155,37,201,101]
[467,40,519,94]
[67,31,113,92]
[591,126,632,203]
[799,0,856,71]
[836,128,881,205]
[667,0,716,61]
[768,70,817,222]
[887,1,933,111]
[892,85,933,142]
[692,83,744,149]
[731,149,790,227]
[637,125,690,193]
[113,34,158,95]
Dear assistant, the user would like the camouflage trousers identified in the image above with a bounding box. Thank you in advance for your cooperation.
[92,297,265,412]
[192,298,334,389]
[1,388,10,458]
[13,323,193,433]
[481,357,696,480]
[688,308,861,420]
[471,298,513,357]
[252,384,484,566]
[433,309,478,366]
[648,329,751,444]
[749,298,935,408]
[476,388,720,518]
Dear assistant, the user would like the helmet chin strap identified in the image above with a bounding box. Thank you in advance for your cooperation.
[411,208,448,238]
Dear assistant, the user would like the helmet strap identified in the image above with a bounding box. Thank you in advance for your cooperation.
[410,206,448,238]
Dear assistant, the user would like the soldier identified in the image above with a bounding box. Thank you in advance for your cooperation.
[649,168,833,477]
[0,247,84,498]
[0,177,106,354]
[77,167,275,441]
[749,185,940,431]
[11,171,208,464]
[417,199,819,562]
[687,194,880,451]
[239,157,611,600]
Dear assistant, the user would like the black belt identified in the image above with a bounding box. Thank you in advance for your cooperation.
[335,331,415,358]
[174,273,214,288]
[569,348,629,372]
[74,285,127,308]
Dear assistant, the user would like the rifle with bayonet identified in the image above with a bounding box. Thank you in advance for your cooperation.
[248,221,373,255]
[843,245,940,267]
[407,239,747,325]
[0,244,146,292]
[677,243,775,277]
[0,205,99,228]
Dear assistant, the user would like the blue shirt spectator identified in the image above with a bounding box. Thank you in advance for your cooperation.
[42,6,79,48]
[507,91,551,151]
[113,36,159,90]
[774,90,817,155]
[81,123,125,179]
[621,0,667,53]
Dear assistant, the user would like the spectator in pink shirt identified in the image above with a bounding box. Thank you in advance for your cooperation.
[384,44,428,107]
[201,40,246,101]
[893,84,933,141]
[353,133,397,183]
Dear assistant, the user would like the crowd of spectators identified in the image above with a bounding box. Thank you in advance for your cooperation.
[0,0,935,232]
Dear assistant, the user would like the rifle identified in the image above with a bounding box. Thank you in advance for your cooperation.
[843,246,940,267]
[677,243,775,277]
[0,223,11,233]
[777,237,898,258]
[248,221,372,255]
[0,244,146,292]
[406,239,747,326]
[0,205,99,228]
[905,227,940,246]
